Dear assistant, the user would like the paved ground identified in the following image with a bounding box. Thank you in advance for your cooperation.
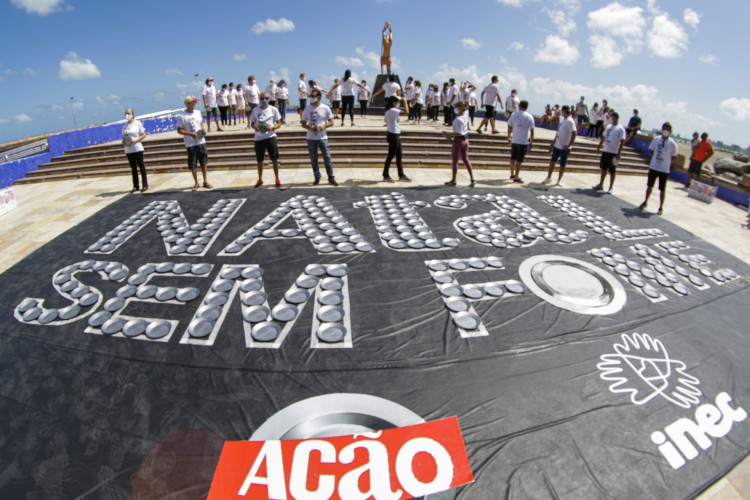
[1,114,749,498]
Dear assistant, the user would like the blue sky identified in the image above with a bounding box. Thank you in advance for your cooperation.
[1,0,749,147]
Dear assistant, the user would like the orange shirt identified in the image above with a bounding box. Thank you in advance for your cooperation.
[693,140,713,162]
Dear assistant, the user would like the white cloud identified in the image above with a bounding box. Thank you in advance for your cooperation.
[698,54,717,64]
[355,46,400,72]
[683,8,701,28]
[460,38,482,50]
[59,52,101,80]
[95,95,105,105]
[154,92,165,102]
[587,3,646,53]
[165,68,183,77]
[720,98,750,121]
[431,64,493,88]
[648,14,688,58]
[335,56,364,67]
[497,0,523,6]
[232,53,247,62]
[589,35,623,69]
[509,41,525,51]
[252,17,295,35]
[269,68,291,84]
[51,104,64,111]
[544,8,575,37]
[14,113,32,123]
[21,67,36,76]
[0,117,8,124]
[11,0,70,15]
[534,35,580,65]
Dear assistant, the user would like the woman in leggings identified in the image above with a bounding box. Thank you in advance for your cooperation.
[382,96,411,182]
[335,69,366,126]
[358,80,370,118]
[411,80,424,124]
[122,107,148,193]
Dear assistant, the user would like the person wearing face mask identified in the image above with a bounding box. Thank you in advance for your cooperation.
[243,75,260,130]
[639,122,678,215]
[505,89,519,118]
[276,80,289,124]
[358,80,371,118]
[250,92,283,188]
[177,96,212,191]
[301,90,338,186]
[122,108,148,193]
[202,77,223,132]
[382,95,411,182]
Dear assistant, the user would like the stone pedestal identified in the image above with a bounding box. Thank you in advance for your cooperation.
[369,74,402,115]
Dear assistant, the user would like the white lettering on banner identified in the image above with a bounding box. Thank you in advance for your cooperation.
[85,199,245,257]
[289,440,337,500]
[338,439,402,499]
[395,437,454,497]
[650,392,748,469]
[238,440,287,498]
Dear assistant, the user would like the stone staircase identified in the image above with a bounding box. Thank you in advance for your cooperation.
[14,127,651,184]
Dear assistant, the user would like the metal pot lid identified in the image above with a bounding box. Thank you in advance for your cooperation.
[628,274,646,288]
[244,305,271,323]
[128,273,149,286]
[427,260,449,272]
[155,287,178,301]
[79,292,100,307]
[145,320,171,340]
[196,305,222,320]
[602,256,617,267]
[453,311,481,330]
[642,284,661,299]
[641,268,657,279]
[176,287,201,302]
[438,283,462,297]
[504,280,525,294]
[445,296,470,312]
[689,274,705,287]
[220,267,242,279]
[432,271,455,284]
[38,309,59,324]
[187,244,205,255]
[469,258,487,269]
[116,285,137,299]
[88,310,112,327]
[673,283,690,295]
[71,285,90,299]
[60,281,77,293]
[318,242,336,253]
[296,275,319,289]
[654,264,669,275]
[674,266,689,277]
[317,305,345,323]
[103,297,125,312]
[320,277,344,291]
[22,307,43,322]
[240,279,263,293]
[387,239,406,249]
[336,242,355,252]
[449,259,468,271]
[272,303,299,322]
[626,260,642,271]
[188,318,214,338]
[316,322,347,343]
[173,263,193,275]
[101,317,126,335]
[355,241,374,252]
[327,264,348,277]
[251,321,282,342]
[484,283,505,297]
[318,290,344,306]
[191,263,212,275]
[155,262,174,273]
[204,291,229,307]
[614,265,631,277]
[305,264,327,276]
[462,286,485,300]
[442,238,460,247]
[123,319,148,338]
[425,239,442,249]
[656,274,672,288]
[17,298,38,313]
[241,266,263,279]
[224,244,242,254]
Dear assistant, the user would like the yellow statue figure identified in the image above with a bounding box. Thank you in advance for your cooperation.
[380,21,393,75]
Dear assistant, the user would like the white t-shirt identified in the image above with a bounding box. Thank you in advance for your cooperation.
[508,110,534,145]
[446,84,460,105]
[266,84,278,100]
[385,107,401,134]
[236,91,246,109]
[554,116,577,149]
[601,124,626,154]
[277,86,289,100]
[452,113,470,136]
[340,77,357,96]
[217,89,229,107]
[250,105,282,141]
[590,108,600,122]
[505,94,519,113]
[649,136,678,173]
[329,85,342,100]
[177,110,205,148]
[425,89,434,106]
[575,101,589,117]
[382,81,400,98]
[244,83,260,105]
[404,83,415,100]
[301,104,334,141]
[483,83,501,106]
[357,86,370,100]
[122,120,145,154]
[229,88,237,106]
[414,87,424,105]
[202,84,217,107]
[298,79,308,100]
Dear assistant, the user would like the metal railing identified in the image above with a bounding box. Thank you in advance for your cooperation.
[1,139,49,164]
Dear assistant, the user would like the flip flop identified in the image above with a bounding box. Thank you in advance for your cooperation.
[203,182,213,189]
[191,184,199,191]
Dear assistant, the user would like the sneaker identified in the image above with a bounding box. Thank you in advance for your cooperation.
[639,202,647,210]
[476,128,483,135]
[275,179,281,188]
[313,178,320,185]
[328,178,338,186]
[513,177,524,183]
[383,176,394,182]
[254,179,263,188]
[399,175,411,182]
[130,188,139,194]
[469,179,476,187]
[491,129,499,134]
[444,180,457,186]
[542,177,551,185]
[593,184,603,191]
[141,186,148,193]
[657,208,663,216]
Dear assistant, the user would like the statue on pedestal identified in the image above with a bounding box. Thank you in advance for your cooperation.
[381,21,393,75]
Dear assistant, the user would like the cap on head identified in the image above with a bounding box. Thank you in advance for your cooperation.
[184,96,199,105]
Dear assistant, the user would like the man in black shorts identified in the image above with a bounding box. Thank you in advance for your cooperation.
[176,96,212,191]
[249,92,283,188]
[506,100,535,183]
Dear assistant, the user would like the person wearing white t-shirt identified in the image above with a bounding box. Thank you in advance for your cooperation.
[276,80,289,124]
[176,96,212,191]
[543,105,577,186]
[476,76,503,134]
[228,83,238,125]
[250,92,283,188]
[594,111,626,193]
[243,76,260,129]
[122,107,148,193]
[382,96,411,182]
[202,77,223,132]
[265,80,278,107]
[297,73,309,115]
[403,77,415,121]
[358,80,371,118]
[505,89,519,118]
[370,74,402,104]
[236,85,246,125]
[217,83,231,127]
[331,70,366,126]
[301,89,337,186]
[444,79,460,126]
[507,100,535,183]
[411,80,424,124]
[639,122,678,215]
[445,101,476,187]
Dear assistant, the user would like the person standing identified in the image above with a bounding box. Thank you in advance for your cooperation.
[587,102,601,138]
[412,80,424,125]
[382,95,410,182]
[476,75,502,134]
[228,83,238,125]
[445,101,475,187]
[301,89,338,186]
[358,80,370,118]
[122,107,148,193]
[328,78,342,120]
[371,74,402,102]
[542,105,577,186]
[202,77,222,132]
[298,73,309,115]
[236,84,246,126]
[441,82,450,125]
[593,111,626,193]
[639,122,678,215]
[625,109,642,143]
[688,132,714,186]
[250,92,283,188]
[243,75,260,129]
[266,79,278,107]
[597,99,610,137]
[507,100,534,183]
[177,96,212,191]
[276,80,289,124]
[336,70,366,126]
[444,78,459,126]
[505,89,519,118]
[574,96,589,130]
[403,77,415,121]
[428,85,440,123]
[217,84,230,127]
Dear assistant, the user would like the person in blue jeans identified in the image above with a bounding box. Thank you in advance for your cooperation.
[300,89,338,186]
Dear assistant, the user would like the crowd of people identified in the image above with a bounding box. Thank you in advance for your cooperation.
[120,71,715,216]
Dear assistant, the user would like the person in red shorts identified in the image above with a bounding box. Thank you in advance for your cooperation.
[687,132,714,187]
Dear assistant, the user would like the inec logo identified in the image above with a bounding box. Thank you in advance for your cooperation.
[598,333,747,470]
